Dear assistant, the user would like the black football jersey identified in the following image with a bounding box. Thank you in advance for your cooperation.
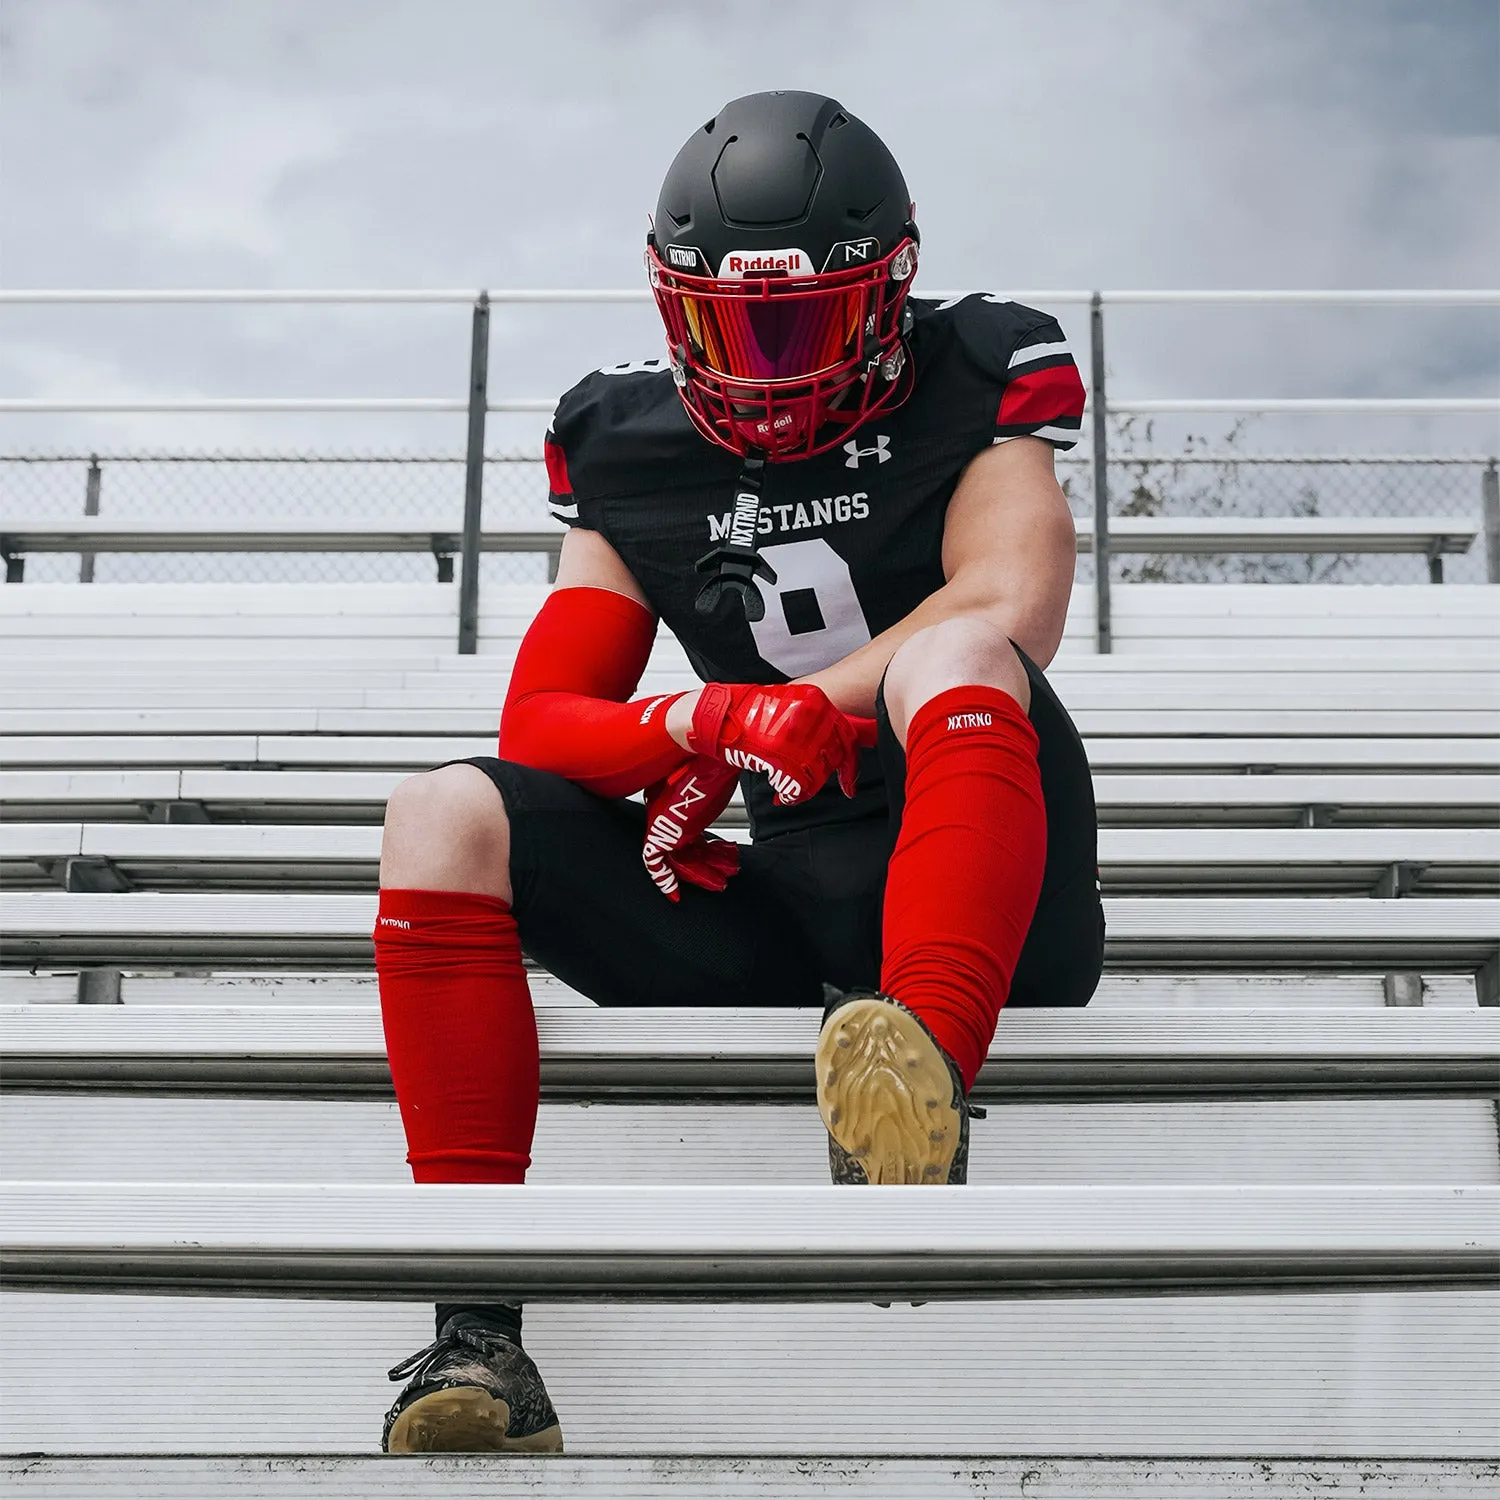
[544,294,1086,836]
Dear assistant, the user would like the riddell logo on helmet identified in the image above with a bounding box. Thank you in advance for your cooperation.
[717,248,813,279]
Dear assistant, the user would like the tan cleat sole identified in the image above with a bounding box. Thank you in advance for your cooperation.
[384,1386,563,1454]
[816,994,962,1184]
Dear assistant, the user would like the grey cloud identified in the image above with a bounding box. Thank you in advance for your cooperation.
[0,0,1495,455]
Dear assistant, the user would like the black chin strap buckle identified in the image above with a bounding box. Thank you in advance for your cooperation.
[693,545,778,621]
[693,452,777,621]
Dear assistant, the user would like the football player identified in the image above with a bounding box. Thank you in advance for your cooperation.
[374,90,1102,1453]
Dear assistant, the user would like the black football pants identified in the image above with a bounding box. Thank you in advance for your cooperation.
[454,653,1104,1010]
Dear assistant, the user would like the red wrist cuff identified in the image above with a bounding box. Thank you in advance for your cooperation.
[687,682,734,754]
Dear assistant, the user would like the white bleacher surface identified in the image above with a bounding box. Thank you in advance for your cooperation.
[0,574,1497,1493]
[5,1182,1492,1298]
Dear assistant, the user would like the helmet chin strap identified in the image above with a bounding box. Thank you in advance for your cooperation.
[689,308,917,621]
[693,452,779,622]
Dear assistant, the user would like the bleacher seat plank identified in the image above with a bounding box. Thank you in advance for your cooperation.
[1094,827,1498,891]
[8,626,1493,662]
[5,969,1484,1010]
[3,731,1497,772]
[0,581,467,616]
[5,769,1495,825]
[0,734,268,766]
[1101,581,1498,627]
[3,1456,1497,1497]
[7,665,1489,714]
[7,704,1495,736]
[5,824,1496,896]
[4,579,1490,620]
[3,1004,1493,1100]
[5,892,1494,968]
[4,581,1492,667]
[1,512,1475,557]
[1,651,1489,684]
[2,1289,1493,1460]
[1086,737,1500,771]
[3,1182,1492,1299]
[1085,516,1478,556]
[1,648,1486,678]
[0,516,566,553]
[9,1093,1494,1191]
[349,679,1495,716]
[0,823,85,865]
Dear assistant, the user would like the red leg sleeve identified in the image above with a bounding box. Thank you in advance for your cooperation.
[880,686,1047,1090]
[374,888,539,1184]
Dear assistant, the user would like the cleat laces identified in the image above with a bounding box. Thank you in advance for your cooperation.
[386,1324,513,1385]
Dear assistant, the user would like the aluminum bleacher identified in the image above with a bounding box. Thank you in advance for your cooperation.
[1,573,1497,1494]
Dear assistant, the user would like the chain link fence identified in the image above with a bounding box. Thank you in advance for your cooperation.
[0,452,552,586]
[1065,437,1494,585]
[3,444,1494,587]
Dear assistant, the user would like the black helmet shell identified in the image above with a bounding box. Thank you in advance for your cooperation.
[652,91,916,275]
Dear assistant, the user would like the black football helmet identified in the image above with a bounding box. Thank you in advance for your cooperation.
[646,91,919,461]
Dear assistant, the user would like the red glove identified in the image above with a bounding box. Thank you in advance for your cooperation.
[688,682,877,807]
[642,756,742,901]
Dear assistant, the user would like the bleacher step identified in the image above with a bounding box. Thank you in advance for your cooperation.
[3,1453,1497,1497]
[7,1094,1496,1186]
[6,892,1495,969]
[3,1183,1493,1300]
[3,969,1485,1009]
[6,824,1498,896]
[3,1004,1495,1100]
[2,1290,1494,1459]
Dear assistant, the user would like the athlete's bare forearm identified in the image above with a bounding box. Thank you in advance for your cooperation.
[793,578,1031,718]
[798,441,1078,715]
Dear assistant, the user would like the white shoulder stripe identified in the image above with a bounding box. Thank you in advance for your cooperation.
[549,503,580,520]
[1008,339,1073,369]
[992,422,1082,449]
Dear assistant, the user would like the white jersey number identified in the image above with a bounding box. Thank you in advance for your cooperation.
[748,538,872,677]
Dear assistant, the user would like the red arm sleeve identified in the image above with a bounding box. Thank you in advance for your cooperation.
[498,586,692,799]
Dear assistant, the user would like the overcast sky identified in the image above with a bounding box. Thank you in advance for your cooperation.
[0,0,1496,454]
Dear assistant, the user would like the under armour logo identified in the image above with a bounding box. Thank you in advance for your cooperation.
[843,435,891,468]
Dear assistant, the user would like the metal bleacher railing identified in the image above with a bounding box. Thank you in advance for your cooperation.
[2,287,1497,653]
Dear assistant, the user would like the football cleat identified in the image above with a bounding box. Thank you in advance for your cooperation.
[382,1316,563,1454]
[816,990,984,1185]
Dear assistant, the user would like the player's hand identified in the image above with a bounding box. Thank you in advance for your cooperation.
[642,755,741,901]
[689,682,874,806]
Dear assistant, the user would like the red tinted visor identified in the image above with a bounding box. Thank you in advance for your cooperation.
[681,283,865,380]
[648,242,914,383]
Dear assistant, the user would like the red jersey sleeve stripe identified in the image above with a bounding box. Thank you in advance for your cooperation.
[996,360,1087,428]
[543,433,573,499]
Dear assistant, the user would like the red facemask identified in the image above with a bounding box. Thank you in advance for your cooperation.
[647,238,919,460]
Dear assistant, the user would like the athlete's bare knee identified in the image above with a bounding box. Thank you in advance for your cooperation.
[884,617,1029,744]
[380,763,512,901]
